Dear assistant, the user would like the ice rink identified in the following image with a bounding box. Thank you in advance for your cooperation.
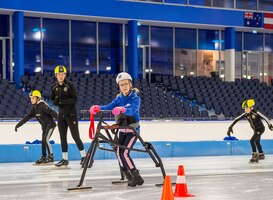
[1,155,273,200]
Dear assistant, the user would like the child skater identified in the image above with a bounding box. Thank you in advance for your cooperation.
[89,72,144,187]
[227,99,273,163]
[15,90,58,165]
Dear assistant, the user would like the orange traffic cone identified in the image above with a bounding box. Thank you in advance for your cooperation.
[174,165,195,197]
[161,175,174,200]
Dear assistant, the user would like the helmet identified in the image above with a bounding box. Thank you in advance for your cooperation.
[54,65,67,74]
[29,90,42,98]
[242,99,255,109]
[116,72,132,84]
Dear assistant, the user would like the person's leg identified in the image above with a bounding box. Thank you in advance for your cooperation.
[249,133,259,163]
[55,116,69,167]
[44,126,55,163]
[255,128,265,159]
[67,116,85,164]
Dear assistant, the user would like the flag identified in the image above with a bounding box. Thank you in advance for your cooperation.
[264,13,273,29]
[244,11,263,28]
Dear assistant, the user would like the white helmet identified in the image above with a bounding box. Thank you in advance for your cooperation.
[116,72,132,84]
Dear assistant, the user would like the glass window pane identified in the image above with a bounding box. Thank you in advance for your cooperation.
[43,18,69,73]
[265,33,273,52]
[235,32,242,51]
[175,28,197,77]
[0,14,9,37]
[259,0,273,12]
[264,52,273,85]
[71,21,96,73]
[190,0,211,6]
[244,32,263,51]
[24,17,41,75]
[198,30,219,50]
[213,0,234,8]
[165,0,187,4]
[235,52,242,79]
[99,23,122,74]
[151,26,173,76]
[236,0,257,10]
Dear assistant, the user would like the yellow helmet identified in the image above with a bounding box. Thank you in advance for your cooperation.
[29,90,42,98]
[242,99,255,109]
[54,65,67,74]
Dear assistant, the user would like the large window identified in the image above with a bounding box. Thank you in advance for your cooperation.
[213,0,234,8]
[175,28,197,77]
[198,30,220,77]
[71,21,96,73]
[264,34,273,84]
[137,25,149,79]
[235,32,242,79]
[236,0,257,10]
[189,0,211,6]
[244,32,263,51]
[24,17,41,75]
[99,23,122,74]
[151,26,173,76]
[259,0,273,12]
[43,18,69,73]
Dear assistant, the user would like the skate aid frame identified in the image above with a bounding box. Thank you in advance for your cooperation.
[68,110,166,190]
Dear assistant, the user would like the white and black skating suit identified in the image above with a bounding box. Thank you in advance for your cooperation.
[229,109,271,153]
[16,100,58,156]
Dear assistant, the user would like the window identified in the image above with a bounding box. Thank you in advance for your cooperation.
[198,29,220,77]
[151,26,173,76]
[165,0,187,4]
[213,0,234,8]
[24,17,41,75]
[0,14,9,37]
[236,0,257,10]
[43,18,69,73]
[190,0,211,6]
[71,20,96,73]
[175,28,197,77]
[244,32,263,51]
[99,23,123,74]
[259,0,273,12]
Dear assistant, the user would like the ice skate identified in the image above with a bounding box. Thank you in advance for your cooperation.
[258,153,265,160]
[112,170,132,184]
[33,156,46,165]
[127,169,144,187]
[249,153,259,163]
[54,159,69,168]
[42,154,54,165]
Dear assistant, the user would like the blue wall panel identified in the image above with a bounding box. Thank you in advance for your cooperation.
[0,0,244,27]
[1,140,273,163]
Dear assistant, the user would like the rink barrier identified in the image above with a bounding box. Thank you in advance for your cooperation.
[1,140,273,162]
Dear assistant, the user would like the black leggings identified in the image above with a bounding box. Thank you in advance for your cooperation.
[250,128,265,153]
[41,126,55,156]
[58,115,84,153]
[117,132,137,172]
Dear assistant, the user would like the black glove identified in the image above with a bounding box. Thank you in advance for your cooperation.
[15,124,20,132]
[269,124,273,131]
[227,126,233,136]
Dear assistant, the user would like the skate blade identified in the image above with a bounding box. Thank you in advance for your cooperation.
[67,186,92,191]
[249,161,259,164]
[51,166,71,170]
[112,180,129,184]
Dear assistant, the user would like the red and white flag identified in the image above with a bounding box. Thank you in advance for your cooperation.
[264,13,273,29]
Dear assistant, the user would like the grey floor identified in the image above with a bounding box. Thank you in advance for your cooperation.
[1,155,273,200]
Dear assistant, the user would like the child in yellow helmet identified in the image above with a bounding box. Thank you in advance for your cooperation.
[15,90,58,165]
[227,99,273,163]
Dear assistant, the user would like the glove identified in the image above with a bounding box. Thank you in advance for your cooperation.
[227,126,233,136]
[89,105,100,115]
[15,124,20,132]
[112,107,126,116]
[269,124,273,131]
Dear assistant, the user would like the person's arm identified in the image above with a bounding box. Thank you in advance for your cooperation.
[50,84,59,106]
[257,111,272,127]
[227,113,246,136]
[60,83,77,105]
[100,97,119,111]
[15,108,35,130]
[124,96,140,116]
[41,103,58,120]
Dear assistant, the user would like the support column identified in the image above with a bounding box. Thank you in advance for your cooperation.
[13,11,24,88]
[224,27,235,82]
[127,20,138,79]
